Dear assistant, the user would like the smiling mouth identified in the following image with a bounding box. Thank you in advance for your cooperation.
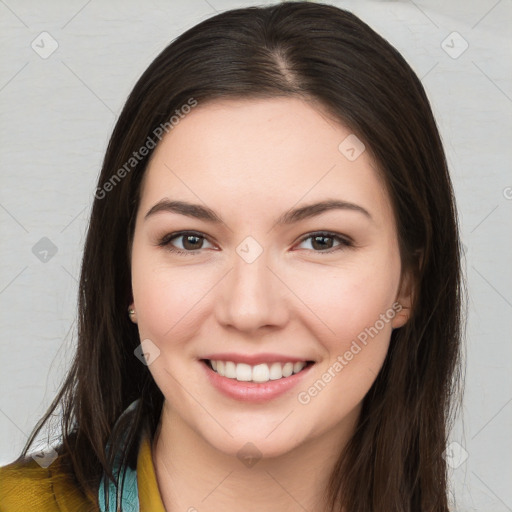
[201,359,315,383]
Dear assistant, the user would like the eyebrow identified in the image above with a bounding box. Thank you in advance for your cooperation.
[144,198,373,224]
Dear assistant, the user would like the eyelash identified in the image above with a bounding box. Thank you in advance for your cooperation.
[156,230,353,256]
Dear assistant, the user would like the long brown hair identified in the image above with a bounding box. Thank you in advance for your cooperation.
[17,2,464,510]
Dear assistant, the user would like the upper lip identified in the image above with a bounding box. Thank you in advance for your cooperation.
[201,353,314,365]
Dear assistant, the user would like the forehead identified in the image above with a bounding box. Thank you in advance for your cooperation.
[138,97,393,229]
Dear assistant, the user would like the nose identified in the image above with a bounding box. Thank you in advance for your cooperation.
[215,246,290,335]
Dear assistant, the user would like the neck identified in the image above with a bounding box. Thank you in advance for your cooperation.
[152,402,359,512]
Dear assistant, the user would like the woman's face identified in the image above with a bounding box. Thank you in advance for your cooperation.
[130,97,411,458]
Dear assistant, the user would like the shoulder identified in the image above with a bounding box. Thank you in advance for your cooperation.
[0,452,97,512]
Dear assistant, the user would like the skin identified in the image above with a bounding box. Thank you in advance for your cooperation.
[128,97,412,512]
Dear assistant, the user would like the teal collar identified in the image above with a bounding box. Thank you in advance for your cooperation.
[98,399,141,512]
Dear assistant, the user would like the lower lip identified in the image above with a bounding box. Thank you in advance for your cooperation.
[200,360,314,403]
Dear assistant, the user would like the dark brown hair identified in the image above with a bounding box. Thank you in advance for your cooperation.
[17,2,464,510]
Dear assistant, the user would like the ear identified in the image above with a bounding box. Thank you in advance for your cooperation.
[391,268,415,329]
[128,303,138,324]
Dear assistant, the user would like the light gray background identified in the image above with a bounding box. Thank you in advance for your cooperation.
[1,0,511,510]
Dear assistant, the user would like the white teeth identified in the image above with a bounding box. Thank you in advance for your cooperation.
[282,362,293,378]
[208,359,309,383]
[236,363,252,381]
[225,361,237,379]
[252,364,270,383]
[293,361,306,373]
[269,362,283,380]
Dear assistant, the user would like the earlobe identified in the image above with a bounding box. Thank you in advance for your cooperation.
[391,269,416,329]
[128,304,137,323]
[391,302,411,329]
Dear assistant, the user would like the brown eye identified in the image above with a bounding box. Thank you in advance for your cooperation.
[180,234,204,250]
[296,232,352,253]
[158,231,215,255]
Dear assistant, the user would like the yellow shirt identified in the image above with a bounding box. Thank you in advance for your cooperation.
[0,427,167,512]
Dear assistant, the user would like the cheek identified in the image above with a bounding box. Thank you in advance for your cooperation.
[292,253,400,346]
[293,260,399,416]
[132,265,208,339]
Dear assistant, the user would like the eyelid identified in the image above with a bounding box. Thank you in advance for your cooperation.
[295,231,354,253]
[158,230,209,244]
[157,230,216,254]
[296,231,353,246]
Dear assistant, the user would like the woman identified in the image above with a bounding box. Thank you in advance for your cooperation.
[0,2,464,511]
